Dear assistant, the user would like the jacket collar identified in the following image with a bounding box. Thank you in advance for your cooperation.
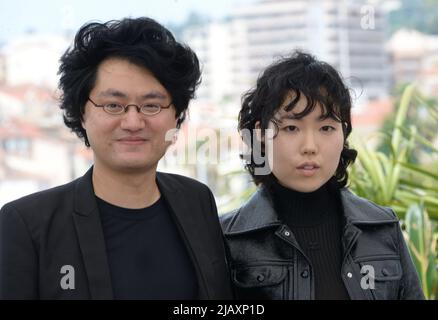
[74,166,97,216]
[224,186,398,235]
[155,172,210,299]
[72,166,114,299]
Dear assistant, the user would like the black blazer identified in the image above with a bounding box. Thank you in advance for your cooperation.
[0,167,233,299]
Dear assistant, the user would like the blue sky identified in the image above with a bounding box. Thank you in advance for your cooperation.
[0,0,256,43]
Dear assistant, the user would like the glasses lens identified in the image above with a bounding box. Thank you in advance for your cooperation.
[141,104,161,115]
[104,103,125,114]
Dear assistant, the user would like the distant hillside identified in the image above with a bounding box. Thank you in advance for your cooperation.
[389,0,438,34]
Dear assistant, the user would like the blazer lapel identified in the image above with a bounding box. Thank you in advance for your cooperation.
[72,167,113,299]
[156,173,210,299]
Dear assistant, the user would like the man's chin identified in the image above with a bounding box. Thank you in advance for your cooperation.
[112,161,157,174]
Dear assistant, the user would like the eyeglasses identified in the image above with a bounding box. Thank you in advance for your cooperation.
[87,97,172,116]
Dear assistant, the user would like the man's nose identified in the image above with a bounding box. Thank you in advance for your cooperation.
[120,106,145,131]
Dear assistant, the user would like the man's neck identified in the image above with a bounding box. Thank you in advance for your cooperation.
[92,163,161,209]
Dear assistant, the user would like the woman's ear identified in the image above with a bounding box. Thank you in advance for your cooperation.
[255,121,263,143]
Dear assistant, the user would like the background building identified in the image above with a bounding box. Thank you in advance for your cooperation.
[387,29,438,97]
[1,34,69,89]
[184,0,390,105]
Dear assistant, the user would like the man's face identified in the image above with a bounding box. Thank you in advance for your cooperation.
[82,57,177,173]
[265,92,344,192]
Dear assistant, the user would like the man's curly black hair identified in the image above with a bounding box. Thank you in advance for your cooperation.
[58,17,201,147]
[239,51,357,189]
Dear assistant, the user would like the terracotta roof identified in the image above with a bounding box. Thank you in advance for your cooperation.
[352,98,394,128]
[0,118,42,138]
[0,84,58,103]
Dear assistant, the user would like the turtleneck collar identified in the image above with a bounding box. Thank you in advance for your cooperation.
[270,179,341,227]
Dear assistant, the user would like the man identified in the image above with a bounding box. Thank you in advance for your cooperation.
[0,17,232,300]
[221,51,424,300]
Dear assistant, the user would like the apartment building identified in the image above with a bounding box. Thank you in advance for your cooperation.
[183,0,390,104]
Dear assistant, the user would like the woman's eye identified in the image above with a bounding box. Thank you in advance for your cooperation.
[321,126,335,132]
[284,125,298,132]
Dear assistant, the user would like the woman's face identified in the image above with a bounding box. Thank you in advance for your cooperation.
[265,92,345,192]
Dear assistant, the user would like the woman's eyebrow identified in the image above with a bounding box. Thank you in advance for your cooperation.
[318,114,341,122]
[279,113,300,120]
[278,114,340,123]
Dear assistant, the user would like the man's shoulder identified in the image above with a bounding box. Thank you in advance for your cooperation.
[0,178,78,217]
[156,171,210,193]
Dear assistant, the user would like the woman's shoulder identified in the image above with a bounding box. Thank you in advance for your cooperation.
[339,188,399,223]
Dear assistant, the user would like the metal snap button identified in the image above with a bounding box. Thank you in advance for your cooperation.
[284,231,291,237]
[347,272,353,278]
[257,274,265,282]
[301,270,309,278]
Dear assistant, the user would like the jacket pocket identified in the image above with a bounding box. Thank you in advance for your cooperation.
[357,258,402,300]
[232,265,288,299]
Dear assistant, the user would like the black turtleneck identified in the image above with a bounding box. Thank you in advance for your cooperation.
[270,180,350,300]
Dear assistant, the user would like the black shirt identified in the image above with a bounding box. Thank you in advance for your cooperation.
[271,180,350,300]
[97,196,198,299]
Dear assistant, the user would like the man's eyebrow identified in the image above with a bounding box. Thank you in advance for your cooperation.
[98,89,167,100]
[141,91,167,100]
[98,89,128,98]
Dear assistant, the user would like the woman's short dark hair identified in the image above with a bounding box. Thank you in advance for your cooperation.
[239,51,357,189]
[58,17,201,147]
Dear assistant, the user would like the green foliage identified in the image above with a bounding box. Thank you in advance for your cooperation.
[389,0,438,35]
[349,84,438,299]
[350,84,438,220]
[378,83,438,164]
[404,202,438,299]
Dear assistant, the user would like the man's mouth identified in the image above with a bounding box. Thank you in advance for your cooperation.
[117,137,148,145]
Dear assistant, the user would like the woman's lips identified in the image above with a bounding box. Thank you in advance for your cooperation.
[296,163,320,177]
[297,166,319,177]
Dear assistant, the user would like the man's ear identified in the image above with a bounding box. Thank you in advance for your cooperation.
[176,111,186,128]
[81,116,88,131]
[81,105,88,130]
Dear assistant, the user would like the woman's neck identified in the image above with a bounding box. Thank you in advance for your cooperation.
[270,179,341,227]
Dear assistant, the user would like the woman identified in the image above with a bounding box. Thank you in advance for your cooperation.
[220,51,424,300]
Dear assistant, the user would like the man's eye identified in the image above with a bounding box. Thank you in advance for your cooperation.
[106,103,123,110]
[142,104,160,110]
[141,104,161,114]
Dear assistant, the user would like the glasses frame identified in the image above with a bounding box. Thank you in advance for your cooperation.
[87,97,172,116]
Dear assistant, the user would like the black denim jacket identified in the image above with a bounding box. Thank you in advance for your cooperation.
[220,187,425,300]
